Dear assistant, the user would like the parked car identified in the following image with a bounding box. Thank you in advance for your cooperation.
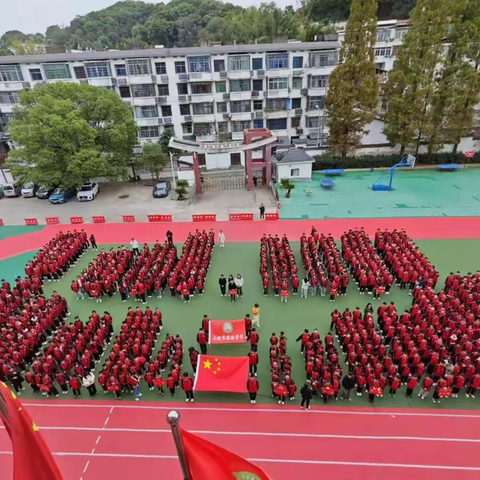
[21,182,39,198]
[3,183,21,198]
[152,180,172,198]
[49,187,77,204]
[36,185,55,199]
[77,181,99,202]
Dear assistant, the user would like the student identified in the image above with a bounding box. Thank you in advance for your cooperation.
[218,230,226,248]
[130,238,139,256]
[418,375,434,400]
[247,374,259,404]
[341,373,355,401]
[405,376,418,398]
[107,376,121,400]
[219,275,227,296]
[82,372,97,398]
[280,281,289,303]
[130,373,142,401]
[252,304,260,328]
[197,328,208,355]
[248,350,258,375]
[301,278,309,299]
[90,234,98,251]
[389,376,400,398]
[166,230,173,245]
[235,274,244,297]
[228,280,237,302]
[300,383,313,410]
[167,374,176,397]
[250,328,259,352]
[181,373,194,403]
[153,374,166,395]
[70,375,82,398]
[189,347,199,373]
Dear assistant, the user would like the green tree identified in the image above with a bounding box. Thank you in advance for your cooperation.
[280,178,295,198]
[9,39,45,55]
[383,0,450,154]
[138,143,168,179]
[6,83,136,189]
[325,0,379,157]
[159,128,175,154]
[175,179,189,200]
[45,25,70,50]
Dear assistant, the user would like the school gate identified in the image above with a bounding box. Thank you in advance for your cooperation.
[201,169,245,191]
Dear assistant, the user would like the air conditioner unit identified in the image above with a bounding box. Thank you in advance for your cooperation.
[163,117,173,125]
[296,127,303,134]
[257,69,265,76]
[301,88,309,95]
[189,72,202,80]
[178,73,188,81]
[223,93,230,100]
[295,108,303,115]
[155,96,168,104]
[160,75,169,83]
[111,78,117,85]
[220,71,228,78]
[178,95,187,102]
[184,115,192,122]
[223,113,231,120]
[118,78,127,85]
[22,82,31,89]
[252,90,259,97]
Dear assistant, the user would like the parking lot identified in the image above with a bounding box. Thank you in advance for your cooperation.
[0,182,275,225]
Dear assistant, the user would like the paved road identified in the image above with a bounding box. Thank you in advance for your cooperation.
[0,182,276,225]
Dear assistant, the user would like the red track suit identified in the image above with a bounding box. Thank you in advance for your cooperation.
[181,375,194,402]
[247,377,259,403]
[406,377,418,397]
[248,351,258,375]
[420,377,434,398]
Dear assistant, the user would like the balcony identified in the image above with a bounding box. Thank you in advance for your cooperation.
[188,72,212,82]
[0,82,26,91]
[264,89,289,99]
[196,134,216,142]
[131,97,157,107]
[88,78,112,87]
[128,75,154,85]
[135,117,160,127]
[190,94,214,103]
[228,70,252,80]
[230,111,252,121]
[305,108,325,117]
[230,91,252,101]
[308,87,327,96]
[264,109,287,119]
[192,114,216,123]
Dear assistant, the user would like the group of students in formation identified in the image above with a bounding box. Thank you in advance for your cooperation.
[259,234,299,302]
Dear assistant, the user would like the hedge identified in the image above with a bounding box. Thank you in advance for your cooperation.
[312,152,480,171]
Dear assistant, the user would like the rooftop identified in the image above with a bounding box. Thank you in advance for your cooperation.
[273,148,315,164]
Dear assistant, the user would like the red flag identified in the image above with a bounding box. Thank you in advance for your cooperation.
[209,320,246,344]
[193,355,248,393]
[0,382,64,480]
[181,428,270,480]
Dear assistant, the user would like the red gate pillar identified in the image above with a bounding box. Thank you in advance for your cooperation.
[265,144,272,186]
[192,152,203,194]
[245,149,254,191]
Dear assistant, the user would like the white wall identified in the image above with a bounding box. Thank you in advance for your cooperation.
[277,162,312,180]
[0,168,14,185]
[178,169,195,186]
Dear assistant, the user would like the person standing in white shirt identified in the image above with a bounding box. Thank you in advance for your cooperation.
[218,230,226,248]
[235,274,244,297]
[130,238,139,256]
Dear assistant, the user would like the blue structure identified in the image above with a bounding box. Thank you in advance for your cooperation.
[320,178,335,189]
[437,164,461,171]
[324,169,345,176]
[372,155,416,191]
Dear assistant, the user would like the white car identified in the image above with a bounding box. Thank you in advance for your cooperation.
[21,182,38,198]
[77,181,99,202]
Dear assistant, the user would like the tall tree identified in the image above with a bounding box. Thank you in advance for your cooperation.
[325,0,379,157]
[6,83,136,188]
[138,143,168,180]
[383,0,450,154]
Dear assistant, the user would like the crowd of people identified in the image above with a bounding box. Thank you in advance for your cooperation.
[270,332,296,404]
[259,234,299,301]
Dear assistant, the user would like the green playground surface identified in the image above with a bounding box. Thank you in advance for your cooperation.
[0,224,44,241]
[277,168,480,220]
[5,239,480,410]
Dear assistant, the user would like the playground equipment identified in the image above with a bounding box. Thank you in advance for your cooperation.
[372,155,416,191]
[437,164,461,172]
[320,178,335,189]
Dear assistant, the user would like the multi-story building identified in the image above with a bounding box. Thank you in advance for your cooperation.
[0,41,340,169]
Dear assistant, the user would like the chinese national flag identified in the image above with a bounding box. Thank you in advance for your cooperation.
[0,382,64,480]
[193,355,248,393]
[209,320,247,344]
[181,428,270,480]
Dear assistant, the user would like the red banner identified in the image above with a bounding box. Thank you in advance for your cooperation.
[193,355,248,392]
[209,319,246,344]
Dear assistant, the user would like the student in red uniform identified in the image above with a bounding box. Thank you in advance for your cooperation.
[70,375,82,398]
[389,375,400,398]
[418,375,433,400]
[247,373,259,404]
[181,372,194,402]
[466,374,480,399]
[244,314,252,340]
[249,328,259,352]
[248,350,258,375]
[153,374,165,394]
[167,373,176,396]
[188,347,199,373]
[405,376,418,398]
[197,328,208,355]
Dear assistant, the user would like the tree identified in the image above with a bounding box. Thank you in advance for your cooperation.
[175,180,189,200]
[9,39,45,55]
[6,83,136,189]
[280,178,295,198]
[45,25,70,50]
[138,143,168,179]
[159,128,175,154]
[325,0,379,157]
[383,0,450,155]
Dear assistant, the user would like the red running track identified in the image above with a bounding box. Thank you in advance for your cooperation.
[2,401,480,480]
[2,217,480,261]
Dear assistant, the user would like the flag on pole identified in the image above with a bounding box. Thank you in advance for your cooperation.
[0,381,64,480]
[193,355,248,392]
[181,428,271,480]
[209,320,247,344]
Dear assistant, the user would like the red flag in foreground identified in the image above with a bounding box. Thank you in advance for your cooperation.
[0,382,64,480]
[193,355,248,392]
[209,319,247,344]
[181,428,270,480]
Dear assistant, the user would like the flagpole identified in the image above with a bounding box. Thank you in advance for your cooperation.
[167,410,191,480]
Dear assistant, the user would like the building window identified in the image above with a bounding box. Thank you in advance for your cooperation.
[292,77,302,90]
[119,86,131,98]
[180,104,190,115]
[266,98,287,111]
[191,82,212,95]
[182,123,193,134]
[73,66,87,79]
[214,59,225,72]
[134,105,158,118]
[115,64,127,77]
[392,45,401,57]
[291,98,302,109]
[138,126,159,138]
[293,57,303,68]
[231,100,251,113]
[177,83,188,95]
[309,75,329,88]
[377,28,390,42]
[252,79,263,91]
[0,112,13,124]
[155,62,167,75]
[252,58,263,70]
[0,91,20,104]
[395,28,408,40]
[85,62,111,78]
[131,84,156,97]
[192,102,214,115]
[308,96,325,109]
[291,117,301,127]
[228,55,250,71]
[267,53,289,70]
[198,153,206,165]
[158,84,169,96]
[127,59,151,76]
[217,102,227,113]
[43,63,71,80]
[232,120,251,132]
[0,65,24,82]
[307,117,321,128]
[310,51,339,68]
[215,81,226,93]
[253,100,263,111]
[230,79,250,92]
[291,168,300,177]
[253,119,264,129]
[231,153,241,165]
[374,47,392,57]
[266,118,287,130]
[29,68,43,81]
[268,77,288,90]
[188,56,211,73]
[175,61,186,73]
[161,105,172,117]
[218,122,229,133]
[194,123,213,136]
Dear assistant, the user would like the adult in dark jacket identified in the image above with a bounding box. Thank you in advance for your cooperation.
[341,373,356,401]
[9,370,25,394]
[300,383,313,410]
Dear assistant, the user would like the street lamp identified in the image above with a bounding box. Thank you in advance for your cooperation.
[315,104,321,148]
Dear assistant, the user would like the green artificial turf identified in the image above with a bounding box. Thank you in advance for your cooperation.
[9,239,473,410]
[0,225,44,241]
